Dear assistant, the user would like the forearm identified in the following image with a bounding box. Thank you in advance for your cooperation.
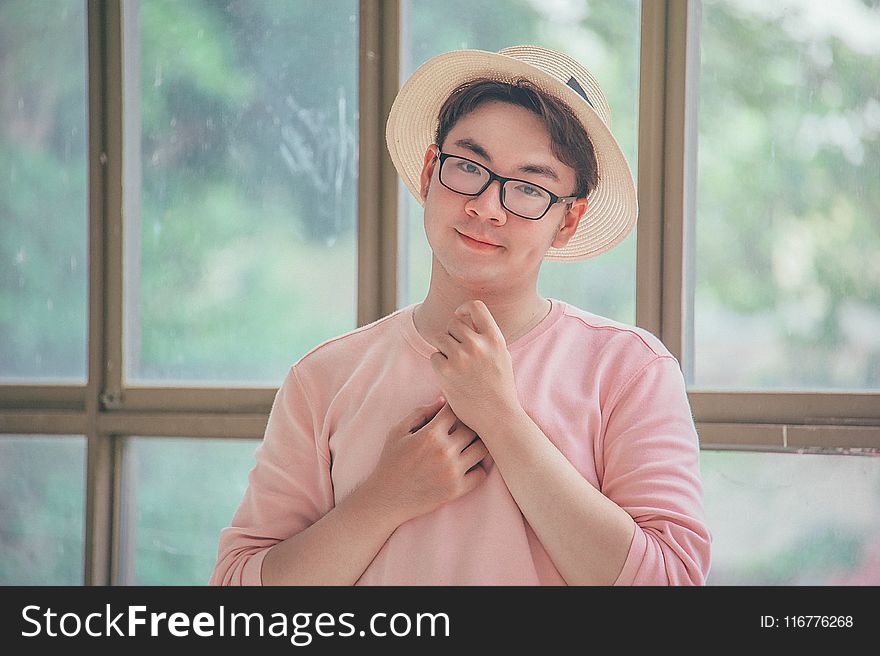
[261,479,406,585]
[481,408,636,586]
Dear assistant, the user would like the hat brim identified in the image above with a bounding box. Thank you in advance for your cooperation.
[385,48,638,262]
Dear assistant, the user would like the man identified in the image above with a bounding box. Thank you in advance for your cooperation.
[210,46,711,586]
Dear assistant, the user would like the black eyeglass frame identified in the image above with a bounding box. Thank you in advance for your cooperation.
[435,151,579,220]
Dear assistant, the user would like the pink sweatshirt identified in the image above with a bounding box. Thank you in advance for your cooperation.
[209,299,712,585]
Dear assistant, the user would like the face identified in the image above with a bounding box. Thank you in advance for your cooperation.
[418,101,588,294]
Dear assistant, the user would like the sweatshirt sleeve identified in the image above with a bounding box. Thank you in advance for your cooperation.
[599,356,712,585]
[208,365,335,585]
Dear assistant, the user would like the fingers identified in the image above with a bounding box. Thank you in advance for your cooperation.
[422,401,457,434]
[445,316,474,344]
[401,397,447,434]
[463,459,489,489]
[448,422,478,451]
[431,333,458,359]
[401,401,485,476]
[453,304,481,334]
[460,438,489,471]
[455,300,506,344]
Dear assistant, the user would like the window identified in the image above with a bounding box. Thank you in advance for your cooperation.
[694,0,880,391]
[0,0,88,383]
[702,450,880,584]
[691,0,880,583]
[2,0,877,586]
[125,0,359,385]
[0,436,86,585]
[117,437,256,584]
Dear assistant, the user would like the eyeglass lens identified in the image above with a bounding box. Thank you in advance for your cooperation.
[440,155,552,219]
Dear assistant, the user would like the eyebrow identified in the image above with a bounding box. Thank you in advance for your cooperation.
[451,138,562,184]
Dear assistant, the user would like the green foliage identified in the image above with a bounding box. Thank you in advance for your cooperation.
[0,0,88,379]
[131,0,359,381]
[125,438,256,585]
[0,438,85,585]
[697,0,880,387]
[735,526,863,585]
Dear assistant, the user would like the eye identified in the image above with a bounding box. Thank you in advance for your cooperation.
[515,184,543,198]
[456,161,481,175]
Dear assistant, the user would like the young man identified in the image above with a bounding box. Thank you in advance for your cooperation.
[210,46,711,586]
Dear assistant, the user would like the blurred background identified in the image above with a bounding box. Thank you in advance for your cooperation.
[1,0,878,584]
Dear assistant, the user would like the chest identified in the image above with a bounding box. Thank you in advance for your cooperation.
[324,356,604,502]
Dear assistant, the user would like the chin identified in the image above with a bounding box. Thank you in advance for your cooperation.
[433,251,499,285]
[454,267,509,293]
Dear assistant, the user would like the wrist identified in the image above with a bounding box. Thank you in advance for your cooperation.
[355,474,414,528]
[475,398,529,446]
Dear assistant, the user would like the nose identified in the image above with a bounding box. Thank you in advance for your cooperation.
[464,180,508,225]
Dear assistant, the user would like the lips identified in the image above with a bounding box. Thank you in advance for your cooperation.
[456,230,500,247]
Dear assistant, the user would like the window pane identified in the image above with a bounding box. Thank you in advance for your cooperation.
[399,0,641,323]
[119,437,257,585]
[0,435,86,585]
[703,450,880,584]
[125,0,359,385]
[0,1,88,383]
[694,0,880,389]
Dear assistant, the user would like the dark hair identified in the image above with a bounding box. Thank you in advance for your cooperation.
[434,78,599,198]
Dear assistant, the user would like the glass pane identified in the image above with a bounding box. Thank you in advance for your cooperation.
[0,1,88,383]
[0,435,86,585]
[126,0,359,385]
[703,450,880,584]
[694,0,880,389]
[399,0,641,323]
[119,437,257,585]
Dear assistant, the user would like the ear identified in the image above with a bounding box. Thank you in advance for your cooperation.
[419,144,440,203]
[551,198,589,249]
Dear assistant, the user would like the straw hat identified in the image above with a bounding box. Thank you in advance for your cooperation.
[385,45,637,261]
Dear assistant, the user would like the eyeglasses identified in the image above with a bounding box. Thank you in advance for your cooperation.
[436,151,578,220]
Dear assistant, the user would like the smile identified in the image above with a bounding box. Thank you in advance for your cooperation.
[456,230,501,251]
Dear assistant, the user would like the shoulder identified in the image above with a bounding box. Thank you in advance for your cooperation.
[552,303,693,437]
[289,304,411,377]
[548,300,683,401]
[555,300,674,361]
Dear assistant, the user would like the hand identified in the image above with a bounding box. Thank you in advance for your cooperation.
[366,398,490,524]
[427,300,521,437]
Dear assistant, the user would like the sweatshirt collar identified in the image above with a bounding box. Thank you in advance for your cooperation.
[400,298,565,360]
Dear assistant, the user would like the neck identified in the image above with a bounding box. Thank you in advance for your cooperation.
[413,262,551,348]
